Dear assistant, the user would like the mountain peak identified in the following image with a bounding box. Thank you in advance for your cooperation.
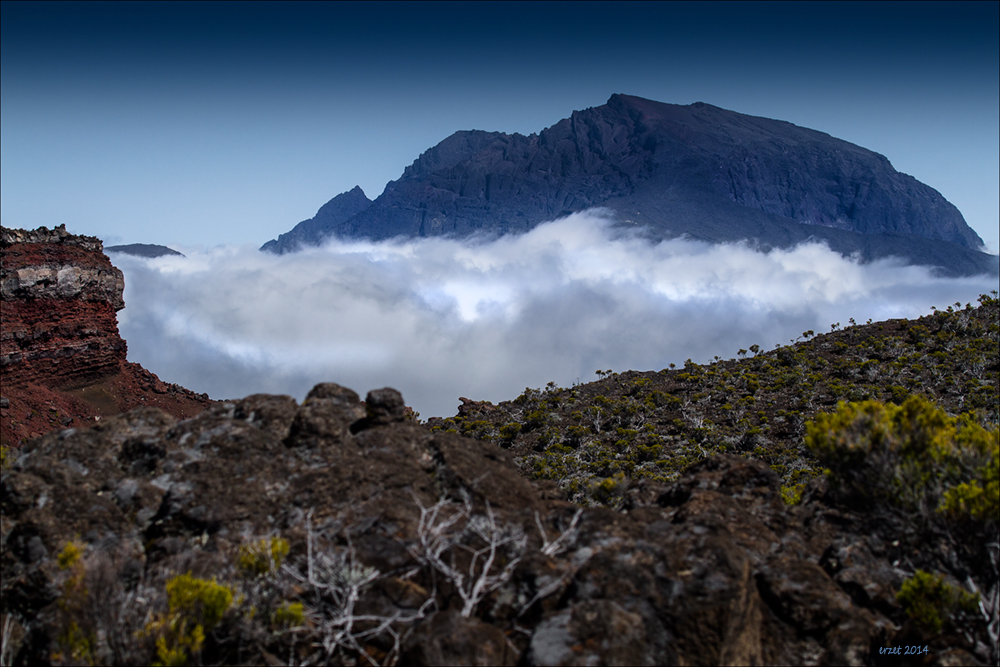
[261,185,372,253]
[261,95,993,275]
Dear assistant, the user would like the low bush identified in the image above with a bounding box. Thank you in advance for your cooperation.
[805,395,998,525]
[237,537,291,578]
[141,573,234,666]
[896,570,981,635]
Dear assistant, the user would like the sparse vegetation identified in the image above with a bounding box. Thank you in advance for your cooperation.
[237,536,291,578]
[32,495,585,666]
[436,293,998,507]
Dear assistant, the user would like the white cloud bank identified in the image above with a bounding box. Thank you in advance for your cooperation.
[112,211,997,418]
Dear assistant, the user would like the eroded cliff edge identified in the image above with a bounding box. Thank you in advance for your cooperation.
[1,225,213,446]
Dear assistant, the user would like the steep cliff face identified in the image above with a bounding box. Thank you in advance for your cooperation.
[1,225,213,447]
[1,225,127,388]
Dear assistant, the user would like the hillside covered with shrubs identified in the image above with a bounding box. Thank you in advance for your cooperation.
[433,292,998,510]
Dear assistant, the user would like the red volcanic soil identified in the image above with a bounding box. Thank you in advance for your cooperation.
[1,363,214,448]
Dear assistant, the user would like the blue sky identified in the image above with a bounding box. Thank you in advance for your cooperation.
[2,1,998,252]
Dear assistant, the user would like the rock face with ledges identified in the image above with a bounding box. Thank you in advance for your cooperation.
[1,225,126,387]
[1,225,214,447]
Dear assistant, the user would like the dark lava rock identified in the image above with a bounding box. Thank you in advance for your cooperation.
[0,387,991,665]
[262,95,996,277]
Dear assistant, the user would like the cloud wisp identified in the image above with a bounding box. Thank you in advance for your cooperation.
[112,211,996,417]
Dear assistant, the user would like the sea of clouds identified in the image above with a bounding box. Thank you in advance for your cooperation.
[111,211,997,418]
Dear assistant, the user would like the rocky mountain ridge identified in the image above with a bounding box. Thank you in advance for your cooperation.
[437,295,999,508]
[261,186,372,254]
[264,94,997,277]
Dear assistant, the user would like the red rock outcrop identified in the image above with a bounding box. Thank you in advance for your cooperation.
[1,225,213,447]
[2,226,126,387]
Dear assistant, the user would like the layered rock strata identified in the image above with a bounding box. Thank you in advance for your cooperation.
[1,225,213,447]
[2,225,126,387]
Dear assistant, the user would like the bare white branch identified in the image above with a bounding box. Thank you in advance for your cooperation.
[535,509,582,557]
[409,494,527,618]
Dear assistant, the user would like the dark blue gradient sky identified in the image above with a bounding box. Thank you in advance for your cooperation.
[3,1,998,251]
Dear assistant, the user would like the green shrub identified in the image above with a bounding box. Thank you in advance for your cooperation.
[142,573,233,666]
[272,601,305,629]
[51,541,94,663]
[590,472,626,505]
[166,573,233,630]
[896,570,980,635]
[805,396,999,523]
[940,453,999,523]
[566,424,590,444]
[780,483,805,506]
[57,541,85,571]
[237,536,290,578]
[526,409,549,429]
[499,422,522,440]
[55,621,95,665]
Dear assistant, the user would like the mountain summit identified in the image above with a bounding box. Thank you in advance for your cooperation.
[261,185,372,254]
[264,94,995,276]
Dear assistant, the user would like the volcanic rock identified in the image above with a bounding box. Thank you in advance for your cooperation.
[1,225,213,448]
[264,94,997,277]
[2,225,126,387]
[1,387,987,665]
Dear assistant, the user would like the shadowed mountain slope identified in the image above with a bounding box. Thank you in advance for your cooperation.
[261,185,372,254]
[264,94,997,277]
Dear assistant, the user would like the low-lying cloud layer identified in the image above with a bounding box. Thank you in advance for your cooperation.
[113,211,996,418]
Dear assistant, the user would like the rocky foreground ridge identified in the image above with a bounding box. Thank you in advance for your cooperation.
[2,384,996,665]
[264,94,998,277]
[1,225,214,447]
